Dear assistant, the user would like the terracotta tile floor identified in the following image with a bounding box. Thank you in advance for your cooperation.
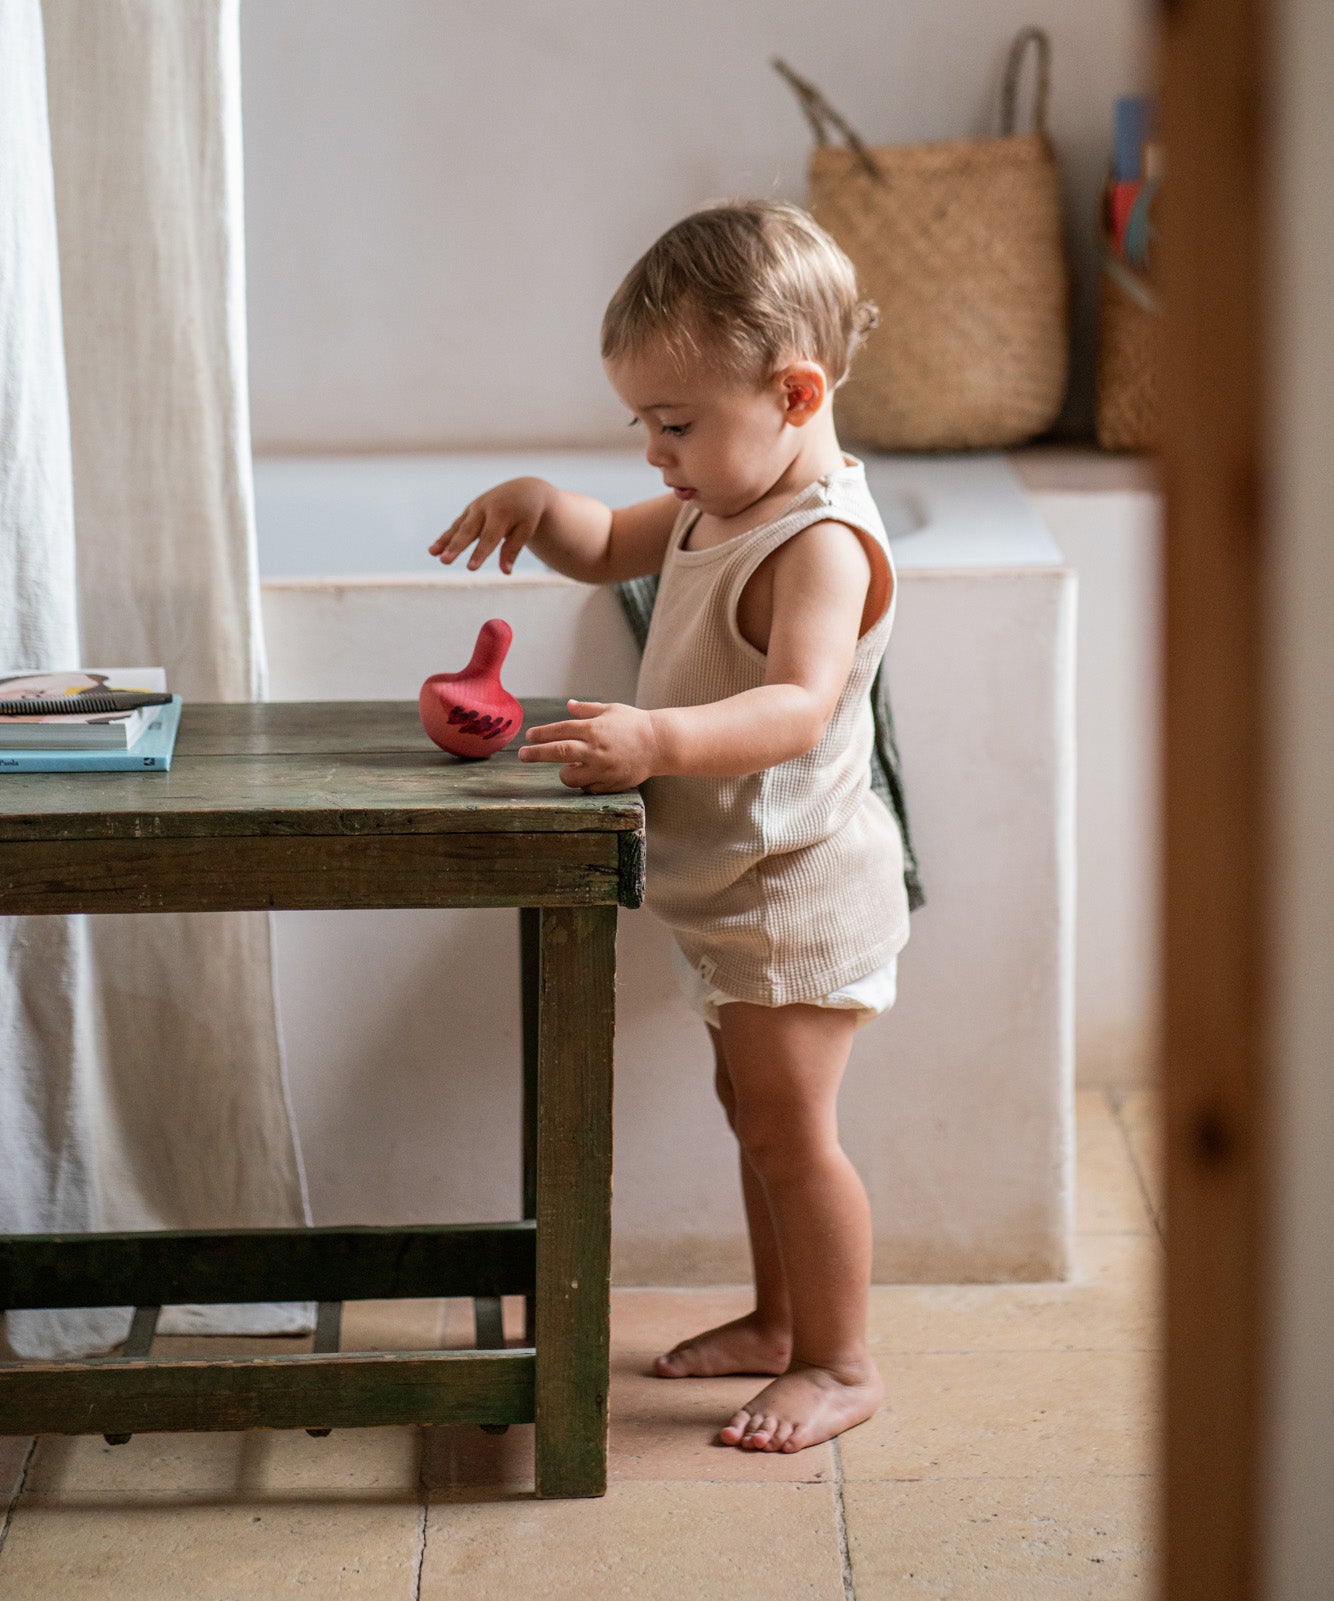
[0,1088,1162,1598]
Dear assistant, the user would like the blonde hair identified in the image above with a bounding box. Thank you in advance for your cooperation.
[601,201,877,388]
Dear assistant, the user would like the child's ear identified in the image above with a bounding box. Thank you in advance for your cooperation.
[778,362,828,427]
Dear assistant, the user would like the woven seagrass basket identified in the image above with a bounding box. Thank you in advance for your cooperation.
[1095,241,1162,451]
[774,29,1070,451]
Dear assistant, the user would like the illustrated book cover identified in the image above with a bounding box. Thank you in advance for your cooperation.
[0,668,169,749]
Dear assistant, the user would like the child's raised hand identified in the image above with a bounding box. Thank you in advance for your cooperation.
[519,699,662,793]
[428,477,553,574]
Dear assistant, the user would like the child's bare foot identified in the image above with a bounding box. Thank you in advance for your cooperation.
[652,1312,791,1378]
[718,1357,884,1452]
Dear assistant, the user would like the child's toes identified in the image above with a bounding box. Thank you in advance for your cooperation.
[742,1413,776,1449]
[768,1420,797,1452]
[720,1409,751,1445]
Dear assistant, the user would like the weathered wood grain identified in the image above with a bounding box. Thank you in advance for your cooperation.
[176,699,567,756]
[617,827,646,909]
[473,1298,506,1350]
[0,831,621,914]
[0,701,644,842]
[0,1349,535,1435]
[534,904,615,1498]
[119,1305,160,1361]
[1161,2,1270,1594]
[312,1301,343,1355]
[0,1222,535,1310]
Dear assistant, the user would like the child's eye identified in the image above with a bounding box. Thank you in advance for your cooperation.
[661,423,690,438]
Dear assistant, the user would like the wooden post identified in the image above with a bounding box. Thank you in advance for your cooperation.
[533,903,616,1498]
[520,904,540,1345]
[1159,0,1270,1595]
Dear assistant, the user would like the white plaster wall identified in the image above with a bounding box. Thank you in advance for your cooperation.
[1033,488,1162,1088]
[238,0,1150,450]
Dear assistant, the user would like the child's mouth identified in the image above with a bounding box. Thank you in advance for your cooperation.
[671,487,697,500]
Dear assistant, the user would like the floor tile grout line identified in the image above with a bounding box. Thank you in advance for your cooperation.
[0,1439,37,1561]
[837,1471,1159,1485]
[1106,1087,1165,1244]
[866,1346,1158,1356]
[357,1466,1165,1492]
[829,1437,856,1601]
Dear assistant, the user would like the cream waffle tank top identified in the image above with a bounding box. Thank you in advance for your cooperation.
[636,456,910,1007]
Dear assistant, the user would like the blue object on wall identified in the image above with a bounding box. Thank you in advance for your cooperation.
[1114,94,1157,182]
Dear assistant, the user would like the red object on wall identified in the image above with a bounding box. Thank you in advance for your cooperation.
[1108,179,1143,251]
[419,618,523,760]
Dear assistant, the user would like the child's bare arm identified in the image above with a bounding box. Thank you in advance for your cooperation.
[428,477,677,583]
[521,522,880,791]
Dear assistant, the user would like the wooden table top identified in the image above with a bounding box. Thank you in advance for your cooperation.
[0,700,645,843]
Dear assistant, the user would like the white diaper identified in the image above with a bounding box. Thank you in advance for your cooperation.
[670,941,897,1031]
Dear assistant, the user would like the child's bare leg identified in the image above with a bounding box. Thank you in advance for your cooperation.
[714,1001,883,1453]
[654,1025,792,1377]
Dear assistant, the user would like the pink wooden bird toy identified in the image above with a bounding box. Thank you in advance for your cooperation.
[419,618,523,760]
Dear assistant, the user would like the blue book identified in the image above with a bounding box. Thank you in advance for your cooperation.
[0,697,182,772]
[1114,95,1157,182]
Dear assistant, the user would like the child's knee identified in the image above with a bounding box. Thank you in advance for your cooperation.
[713,1060,738,1127]
[732,1103,826,1178]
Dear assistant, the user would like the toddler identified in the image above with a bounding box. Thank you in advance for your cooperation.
[429,201,909,1453]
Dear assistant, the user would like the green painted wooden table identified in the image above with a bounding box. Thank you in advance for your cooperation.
[0,700,644,1498]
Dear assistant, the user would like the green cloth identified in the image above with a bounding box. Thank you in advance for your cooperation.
[615,574,925,913]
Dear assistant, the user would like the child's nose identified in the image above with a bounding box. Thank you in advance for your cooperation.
[646,436,674,469]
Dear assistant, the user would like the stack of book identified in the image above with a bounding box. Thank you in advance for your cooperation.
[0,669,182,772]
[1104,94,1161,271]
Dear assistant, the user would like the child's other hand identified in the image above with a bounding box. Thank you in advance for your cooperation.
[428,477,552,574]
[518,700,661,792]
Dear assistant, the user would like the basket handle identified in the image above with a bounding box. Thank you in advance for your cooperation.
[771,57,881,181]
[999,26,1052,137]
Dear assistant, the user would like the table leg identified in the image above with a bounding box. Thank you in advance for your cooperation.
[533,903,616,1499]
[519,905,539,1345]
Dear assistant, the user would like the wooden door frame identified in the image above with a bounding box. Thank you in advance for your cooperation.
[1159,0,1270,1595]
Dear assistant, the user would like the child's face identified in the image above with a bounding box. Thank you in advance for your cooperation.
[605,339,823,519]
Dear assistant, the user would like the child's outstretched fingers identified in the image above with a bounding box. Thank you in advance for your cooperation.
[518,707,603,753]
[516,717,589,773]
[429,504,482,564]
[517,739,585,763]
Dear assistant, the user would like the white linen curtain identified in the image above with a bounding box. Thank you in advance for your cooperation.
[0,0,310,1358]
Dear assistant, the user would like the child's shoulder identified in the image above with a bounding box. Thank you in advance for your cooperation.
[759,473,894,630]
[764,517,877,591]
